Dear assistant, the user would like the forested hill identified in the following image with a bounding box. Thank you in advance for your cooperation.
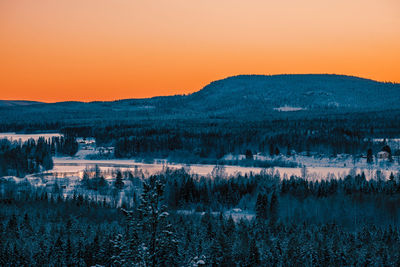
[186,74,400,113]
[0,100,43,107]
[0,74,399,125]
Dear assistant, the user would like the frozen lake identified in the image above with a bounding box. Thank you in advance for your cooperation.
[1,131,398,181]
[51,158,398,181]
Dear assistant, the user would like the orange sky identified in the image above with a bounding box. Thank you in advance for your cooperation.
[0,0,399,102]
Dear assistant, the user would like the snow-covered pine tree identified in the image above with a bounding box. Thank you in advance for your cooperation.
[115,170,125,190]
[255,193,268,220]
[112,178,178,266]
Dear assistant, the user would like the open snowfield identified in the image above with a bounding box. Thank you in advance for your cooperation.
[0,132,62,142]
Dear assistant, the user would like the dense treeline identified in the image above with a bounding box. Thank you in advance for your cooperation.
[170,214,400,266]
[147,168,400,216]
[0,180,124,266]
[64,166,400,227]
[0,136,79,177]
[73,113,400,158]
[1,109,400,160]
[3,170,400,266]
[103,117,398,158]
[0,138,53,177]
[51,136,79,156]
[62,167,400,229]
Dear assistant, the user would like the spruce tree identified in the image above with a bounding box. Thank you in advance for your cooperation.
[248,238,260,266]
[113,178,178,266]
[255,193,268,220]
[269,191,279,223]
[367,148,373,164]
[114,170,125,190]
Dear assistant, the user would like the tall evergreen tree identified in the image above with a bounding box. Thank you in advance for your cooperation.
[255,193,268,220]
[269,191,279,223]
[367,148,373,164]
[248,238,260,266]
[114,170,125,190]
[113,178,178,266]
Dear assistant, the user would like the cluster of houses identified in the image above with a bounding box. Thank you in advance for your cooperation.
[377,150,390,159]
[75,137,397,162]
[77,137,95,150]
[76,137,114,156]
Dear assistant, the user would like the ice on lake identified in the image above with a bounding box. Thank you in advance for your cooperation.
[51,158,398,181]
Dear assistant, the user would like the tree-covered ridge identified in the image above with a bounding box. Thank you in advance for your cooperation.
[190,74,400,112]
[1,74,400,126]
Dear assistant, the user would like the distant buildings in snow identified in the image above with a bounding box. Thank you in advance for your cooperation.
[377,151,390,159]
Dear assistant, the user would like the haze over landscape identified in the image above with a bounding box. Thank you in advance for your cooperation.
[1,0,399,101]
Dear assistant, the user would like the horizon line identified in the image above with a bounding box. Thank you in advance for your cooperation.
[1,73,398,104]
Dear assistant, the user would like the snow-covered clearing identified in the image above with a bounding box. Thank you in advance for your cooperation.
[4,153,399,211]
[51,156,400,181]
[0,132,62,142]
[273,106,305,112]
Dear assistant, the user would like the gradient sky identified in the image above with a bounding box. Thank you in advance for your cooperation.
[1,0,399,102]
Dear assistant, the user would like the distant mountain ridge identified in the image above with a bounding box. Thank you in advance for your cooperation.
[1,74,399,123]
[0,100,43,107]
[185,74,400,113]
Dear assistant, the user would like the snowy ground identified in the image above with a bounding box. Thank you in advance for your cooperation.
[0,132,62,142]
[49,155,400,183]
[3,132,400,186]
[273,106,305,112]
[3,132,398,181]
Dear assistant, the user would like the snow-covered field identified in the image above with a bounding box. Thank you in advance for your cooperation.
[273,106,305,112]
[50,156,399,182]
[52,157,265,177]
[0,132,62,142]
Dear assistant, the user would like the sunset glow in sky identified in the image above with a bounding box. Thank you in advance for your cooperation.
[1,0,399,102]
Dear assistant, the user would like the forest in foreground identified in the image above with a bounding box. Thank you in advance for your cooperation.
[2,168,400,266]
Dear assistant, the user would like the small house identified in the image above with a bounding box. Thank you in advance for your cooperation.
[377,151,389,159]
[98,147,115,155]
